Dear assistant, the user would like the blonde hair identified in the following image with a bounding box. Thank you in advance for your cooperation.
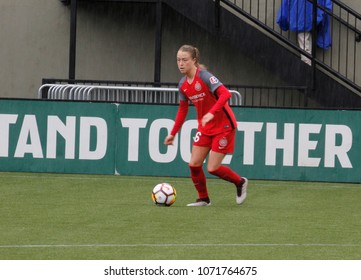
[178,45,207,69]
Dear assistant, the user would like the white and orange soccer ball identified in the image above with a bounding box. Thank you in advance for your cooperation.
[152,183,177,207]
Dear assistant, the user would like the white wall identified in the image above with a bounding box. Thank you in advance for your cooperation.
[0,0,69,98]
[0,0,359,98]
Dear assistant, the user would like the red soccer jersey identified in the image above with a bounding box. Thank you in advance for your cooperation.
[171,68,237,136]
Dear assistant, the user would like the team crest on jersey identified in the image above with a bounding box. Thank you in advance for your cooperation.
[219,137,228,148]
[209,76,219,84]
[195,81,202,91]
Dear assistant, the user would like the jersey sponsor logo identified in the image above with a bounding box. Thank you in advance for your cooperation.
[194,81,202,91]
[209,76,219,84]
[188,92,206,102]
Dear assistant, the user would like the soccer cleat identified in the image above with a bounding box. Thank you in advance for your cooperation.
[236,177,248,205]
[187,198,211,207]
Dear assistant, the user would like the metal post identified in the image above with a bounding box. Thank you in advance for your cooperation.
[215,0,221,29]
[311,0,317,91]
[69,0,78,80]
[154,0,162,85]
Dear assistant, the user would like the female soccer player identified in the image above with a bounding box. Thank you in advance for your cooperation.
[164,45,248,206]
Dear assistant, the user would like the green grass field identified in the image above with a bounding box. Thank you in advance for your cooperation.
[0,172,360,260]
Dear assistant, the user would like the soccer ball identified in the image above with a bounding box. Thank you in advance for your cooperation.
[152,183,177,207]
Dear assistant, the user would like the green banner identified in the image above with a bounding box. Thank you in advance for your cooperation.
[0,100,117,174]
[116,104,361,183]
[234,108,360,182]
[116,103,197,176]
[0,100,360,182]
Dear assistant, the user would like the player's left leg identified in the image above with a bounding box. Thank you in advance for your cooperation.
[207,152,248,205]
[207,151,242,185]
[207,130,248,205]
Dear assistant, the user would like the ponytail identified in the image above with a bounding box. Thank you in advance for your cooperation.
[193,47,200,67]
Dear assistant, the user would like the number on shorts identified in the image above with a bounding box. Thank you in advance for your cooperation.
[193,131,202,142]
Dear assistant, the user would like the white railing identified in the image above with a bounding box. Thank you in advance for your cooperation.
[38,84,243,105]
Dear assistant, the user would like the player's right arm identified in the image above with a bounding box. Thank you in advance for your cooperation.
[164,79,189,145]
[164,99,189,145]
[164,134,175,145]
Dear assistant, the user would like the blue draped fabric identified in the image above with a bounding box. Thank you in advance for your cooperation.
[277,0,332,49]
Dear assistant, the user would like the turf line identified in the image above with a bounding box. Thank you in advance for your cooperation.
[1,173,360,189]
[0,243,361,249]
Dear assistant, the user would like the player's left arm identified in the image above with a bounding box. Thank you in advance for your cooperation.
[201,85,231,126]
[208,84,231,115]
[199,69,231,115]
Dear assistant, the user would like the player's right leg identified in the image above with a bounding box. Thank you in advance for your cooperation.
[187,145,211,206]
